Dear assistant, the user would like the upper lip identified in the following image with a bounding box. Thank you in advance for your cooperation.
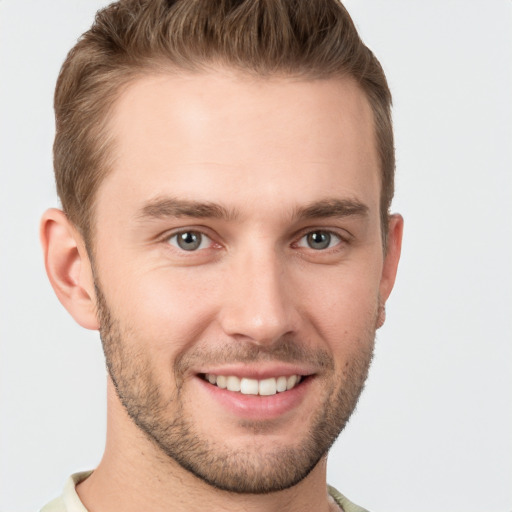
[194,363,317,380]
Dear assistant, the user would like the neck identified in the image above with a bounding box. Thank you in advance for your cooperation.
[76,382,337,512]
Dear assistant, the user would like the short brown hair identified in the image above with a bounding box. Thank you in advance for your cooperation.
[54,0,394,245]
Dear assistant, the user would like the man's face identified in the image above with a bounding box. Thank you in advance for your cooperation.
[90,71,400,493]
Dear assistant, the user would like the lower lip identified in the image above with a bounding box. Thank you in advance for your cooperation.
[196,376,312,421]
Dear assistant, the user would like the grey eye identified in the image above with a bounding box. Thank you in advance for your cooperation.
[169,231,210,251]
[307,231,331,250]
[297,230,341,250]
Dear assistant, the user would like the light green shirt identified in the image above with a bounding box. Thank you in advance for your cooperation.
[41,472,91,512]
[41,472,369,512]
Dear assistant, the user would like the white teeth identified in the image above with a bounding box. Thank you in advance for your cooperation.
[286,375,298,390]
[226,375,241,392]
[259,378,277,396]
[204,374,303,395]
[240,378,259,395]
[276,376,287,392]
[216,375,227,389]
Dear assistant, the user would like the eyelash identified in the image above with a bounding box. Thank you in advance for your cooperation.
[164,229,218,253]
[162,227,349,255]
[294,230,345,251]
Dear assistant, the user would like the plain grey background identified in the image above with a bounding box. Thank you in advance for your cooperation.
[1,1,511,511]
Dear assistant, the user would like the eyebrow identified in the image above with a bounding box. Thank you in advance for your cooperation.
[136,197,369,223]
[137,197,239,221]
[294,198,369,220]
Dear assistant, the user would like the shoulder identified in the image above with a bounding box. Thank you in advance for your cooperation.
[40,471,92,512]
[40,496,67,512]
[328,484,370,512]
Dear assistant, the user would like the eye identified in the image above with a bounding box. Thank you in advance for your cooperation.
[297,230,342,250]
[168,231,212,251]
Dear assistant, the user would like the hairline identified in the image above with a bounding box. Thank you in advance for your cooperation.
[77,63,389,253]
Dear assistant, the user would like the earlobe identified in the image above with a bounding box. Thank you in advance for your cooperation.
[376,302,386,329]
[377,214,404,326]
[40,208,100,330]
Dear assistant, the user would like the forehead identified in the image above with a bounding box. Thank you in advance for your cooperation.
[97,70,380,222]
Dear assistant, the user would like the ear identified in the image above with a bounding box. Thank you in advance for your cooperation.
[377,214,404,327]
[40,208,99,330]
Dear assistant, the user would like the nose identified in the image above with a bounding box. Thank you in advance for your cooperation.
[218,248,299,346]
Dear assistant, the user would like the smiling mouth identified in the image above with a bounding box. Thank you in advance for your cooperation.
[200,373,305,396]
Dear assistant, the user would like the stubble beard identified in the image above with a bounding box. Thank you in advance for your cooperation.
[95,283,376,494]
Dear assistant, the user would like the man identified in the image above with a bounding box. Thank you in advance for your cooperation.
[40,0,402,511]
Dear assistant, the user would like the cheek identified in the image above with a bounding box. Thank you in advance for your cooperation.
[296,264,381,343]
[102,265,219,357]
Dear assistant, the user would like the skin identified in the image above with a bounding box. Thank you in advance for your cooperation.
[41,70,403,512]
